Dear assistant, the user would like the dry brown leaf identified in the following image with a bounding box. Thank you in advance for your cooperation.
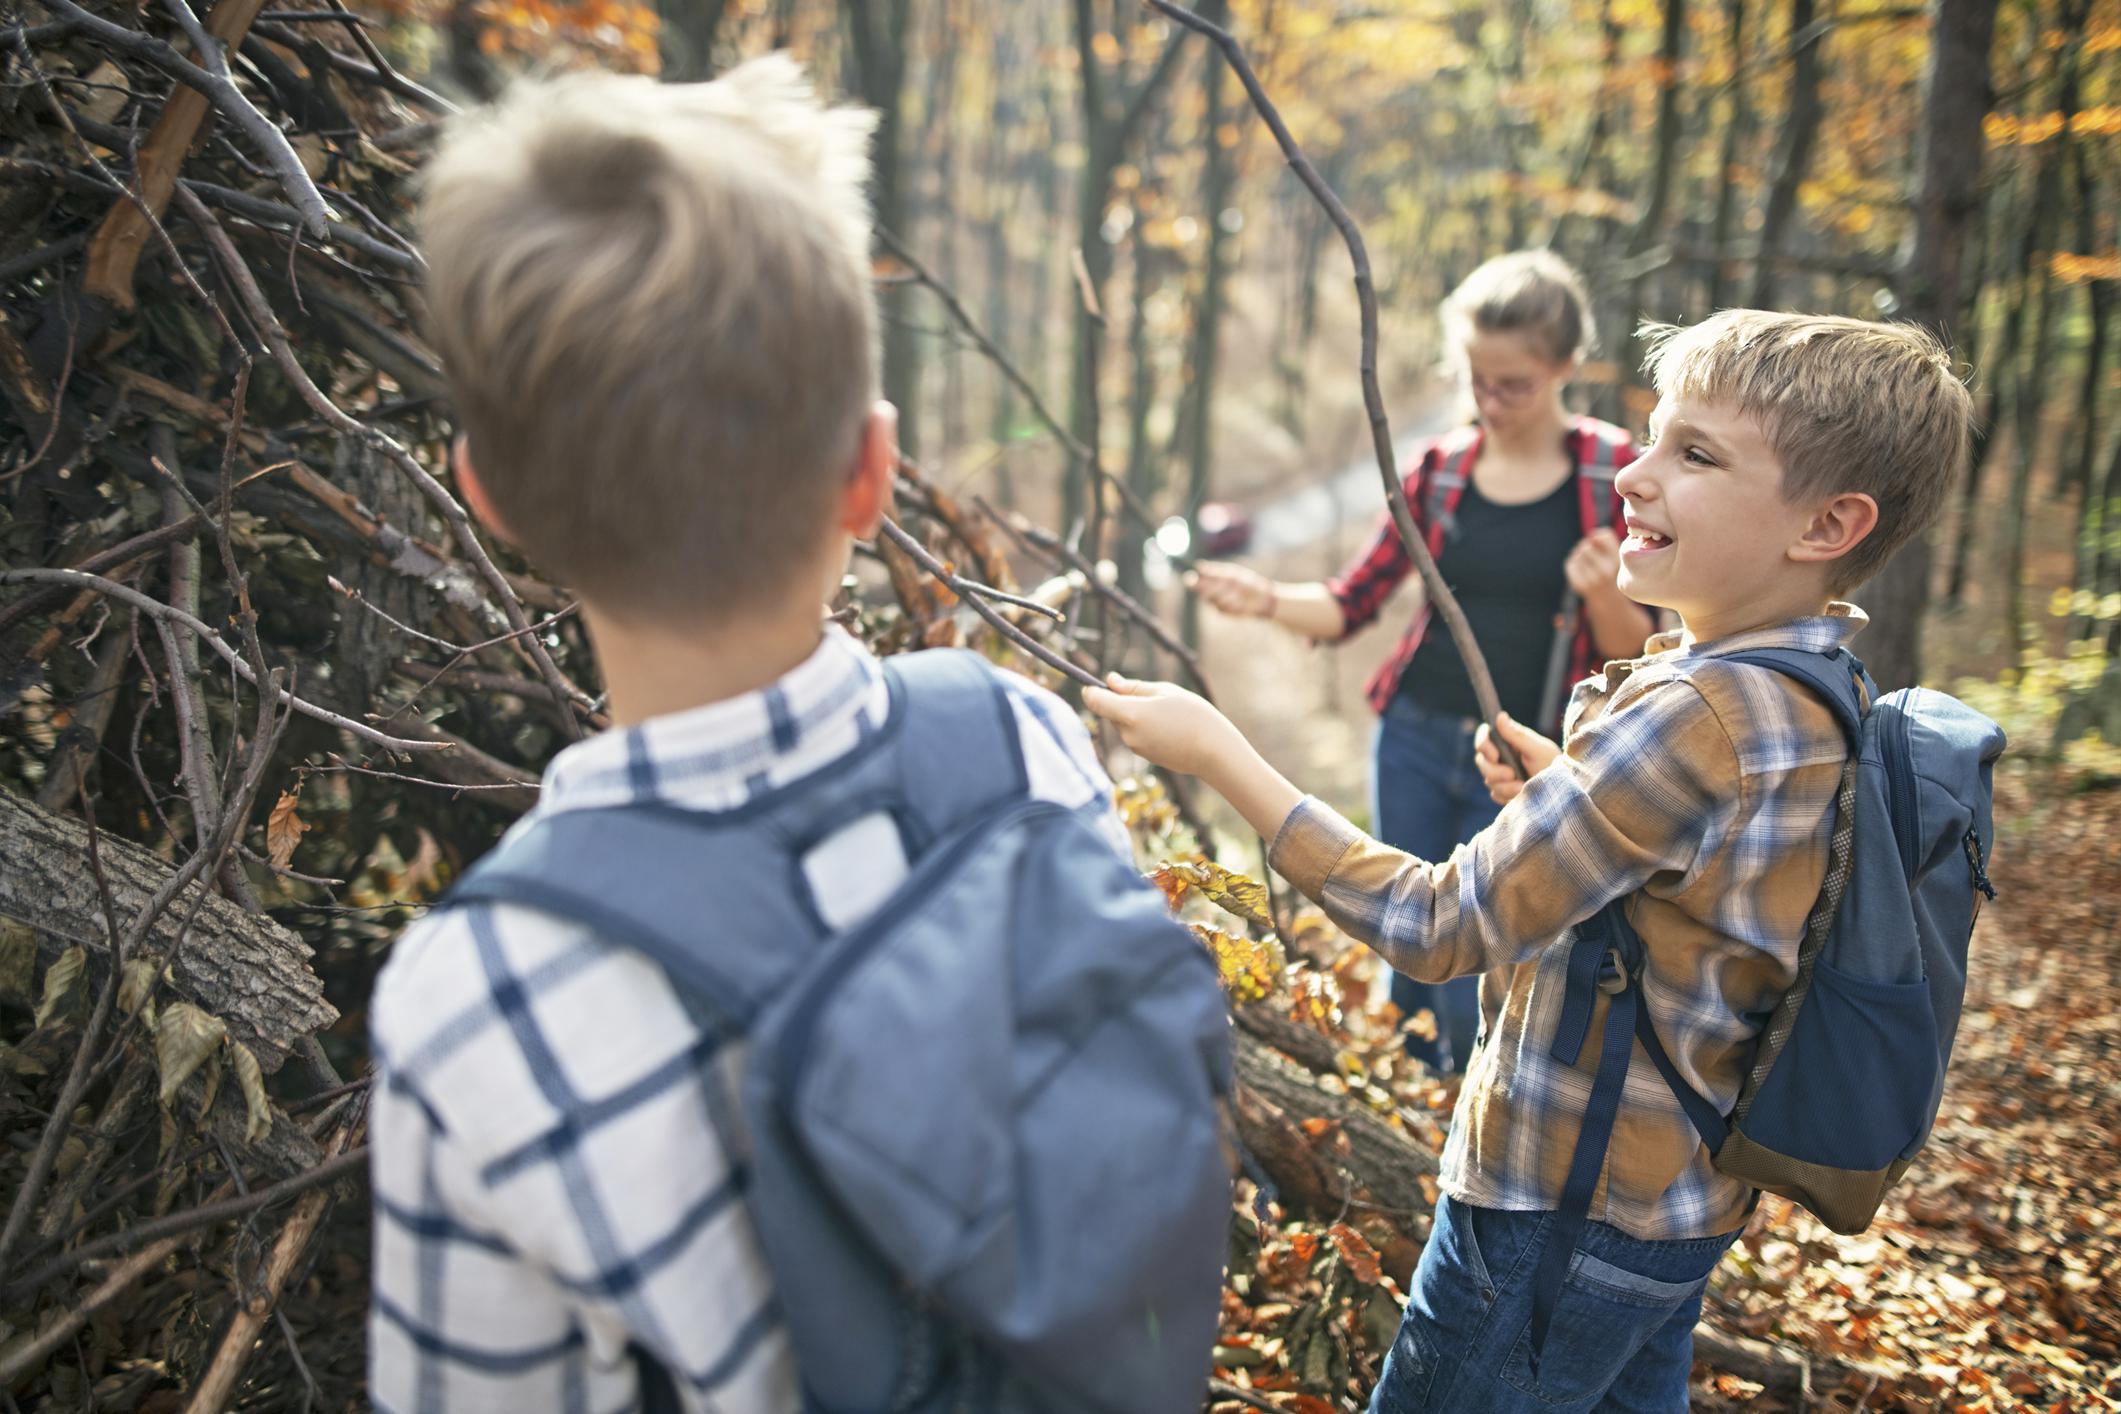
[266,786,308,870]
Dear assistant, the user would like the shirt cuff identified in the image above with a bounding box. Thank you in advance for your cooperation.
[1267,795,1365,899]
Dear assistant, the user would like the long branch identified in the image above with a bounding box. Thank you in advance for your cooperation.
[0,568,447,752]
[873,226,1162,540]
[878,519,1102,689]
[173,186,588,741]
[44,0,328,237]
[1143,1,1520,771]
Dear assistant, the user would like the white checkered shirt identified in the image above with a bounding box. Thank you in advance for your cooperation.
[367,629,1129,1413]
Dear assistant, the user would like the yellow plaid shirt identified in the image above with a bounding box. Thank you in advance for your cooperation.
[1272,605,1867,1239]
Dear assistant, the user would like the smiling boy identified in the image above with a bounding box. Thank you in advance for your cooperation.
[1088,311,1974,1412]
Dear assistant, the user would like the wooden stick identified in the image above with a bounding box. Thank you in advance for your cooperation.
[182,1122,364,1413]
[1143,2,1522,773]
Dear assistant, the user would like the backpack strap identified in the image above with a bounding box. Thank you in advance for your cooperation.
[881,648,1028,848]
[1719,647,1872,747]
[1571,418,1627,524]
[1533,422,1629,733]
[1424,428,1481,553]
[440,649,1029,1017]
[1531,898,1729,1373]
[1532,640,1874,1370]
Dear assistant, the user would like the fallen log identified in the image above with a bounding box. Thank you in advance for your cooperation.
[1230,1026,1437,1279]
[0,788,336,1068]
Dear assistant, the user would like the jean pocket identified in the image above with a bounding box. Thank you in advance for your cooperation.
[1499,1241,1724,1405]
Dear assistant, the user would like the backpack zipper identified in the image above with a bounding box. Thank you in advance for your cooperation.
[1963,830,1996,900]
[1884,697,1921,880]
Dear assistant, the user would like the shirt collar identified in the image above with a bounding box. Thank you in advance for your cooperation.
[1611,602,1868,689]
[537,626,888,815]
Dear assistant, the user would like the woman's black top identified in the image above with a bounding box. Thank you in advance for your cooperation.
[1400,470,1581,725]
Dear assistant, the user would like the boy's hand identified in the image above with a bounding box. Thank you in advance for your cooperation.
[1474,712,1561,806]
[1564,528,1624,601]
[1085,674,1248,779]
[1086,673,1304,841]
[1189,562,1276,619]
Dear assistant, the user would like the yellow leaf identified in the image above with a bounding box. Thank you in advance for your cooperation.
[1192,925,1284,1003]
[0,920,36,1002]
[266,787,307,870]
[1163,859,1273,929]
[156,1002,228,1106]
[229,1040,271,1143]
[34,945,86,1029]
[119,956,161,1027]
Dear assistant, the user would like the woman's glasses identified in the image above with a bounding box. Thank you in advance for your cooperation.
[1468,371,1541,405]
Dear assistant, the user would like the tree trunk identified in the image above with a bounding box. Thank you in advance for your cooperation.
[0,788,338,1068]
[1863,0,2000,692]
[2002,0,2085,660]
[1703,0,1749,312]
[1181,41,1237,649]
[1229,1025,1438,1278]
[1120,209,1162,605]
[1550,0,1623,261]
[1748,0,1824,309]
[846,0,922,457]
[2062,135,2112,537]
[1616,0,1689,405]
[655,0,729,79]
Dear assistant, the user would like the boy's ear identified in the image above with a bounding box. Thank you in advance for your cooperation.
[1788,490,1879,570]
[452,436,516,544]
[838,401,898,538]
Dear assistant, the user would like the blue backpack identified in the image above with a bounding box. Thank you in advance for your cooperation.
[445,649,1235,1413]
[1531,646,2005,1364]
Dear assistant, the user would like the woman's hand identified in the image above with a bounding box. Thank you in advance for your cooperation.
[1474,712,1562,806]
[1563,528,1623,602]
[1190,562,1277,619]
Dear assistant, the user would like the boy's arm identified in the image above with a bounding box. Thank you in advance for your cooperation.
[1089,673,1741,981]
[369,1061,590,1412]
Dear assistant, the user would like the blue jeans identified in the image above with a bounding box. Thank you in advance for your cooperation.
[1371,696,1501,1073]
[1370,1195,1738,1413]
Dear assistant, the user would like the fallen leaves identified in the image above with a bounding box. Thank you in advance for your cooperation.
[265,786,307,870]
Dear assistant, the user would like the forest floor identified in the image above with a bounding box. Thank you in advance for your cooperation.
[1687,766,2121,1412]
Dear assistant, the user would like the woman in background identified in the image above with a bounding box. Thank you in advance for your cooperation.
[1193,251,1654,1077]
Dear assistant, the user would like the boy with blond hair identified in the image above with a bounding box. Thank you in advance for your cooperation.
[369,57,1231,1414]
[1092,312,1985,1411]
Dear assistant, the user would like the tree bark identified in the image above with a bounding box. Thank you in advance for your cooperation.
[1748,0,1824,309]
[1229,1026,1437,1280]
[655,0,729,79]
[846,0,922,456]
[1181,37,1237,648]
[2002,0,2085,660]
[1703,0,1749,312]
[1616,0,1689,405]
[1863,0,2001,692]
[0,788,337,1067]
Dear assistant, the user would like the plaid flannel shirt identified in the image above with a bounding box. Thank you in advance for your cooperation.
[368,628,1129,1414]
[1325,419,1636,722]
[1271,605,1868,1239]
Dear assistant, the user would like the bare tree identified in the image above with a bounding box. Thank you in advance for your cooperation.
[1863,0,2002,691]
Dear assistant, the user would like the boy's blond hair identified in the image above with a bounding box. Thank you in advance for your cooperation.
[420,55,879,620]
[1442,250,1596,367]
[1639,311,1973,590]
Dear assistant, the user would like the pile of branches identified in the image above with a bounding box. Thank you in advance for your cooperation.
[0,2,1842,1409]
[0,2,1427,1406]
